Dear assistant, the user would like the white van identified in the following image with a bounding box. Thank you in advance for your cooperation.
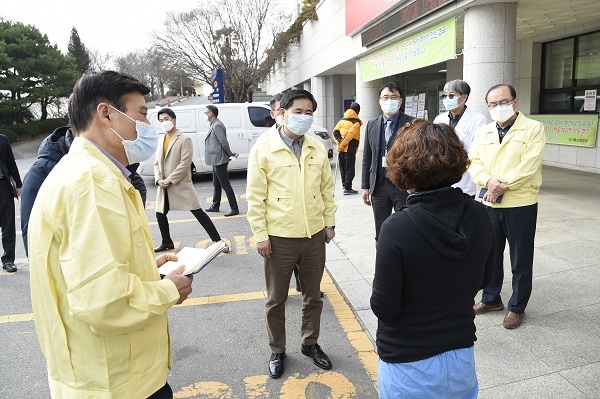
[137,102,334,177]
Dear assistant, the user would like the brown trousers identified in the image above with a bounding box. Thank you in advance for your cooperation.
[265,230,326,353]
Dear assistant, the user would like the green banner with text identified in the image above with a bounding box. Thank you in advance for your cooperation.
[360,18,456,82]
[528,114,598,147]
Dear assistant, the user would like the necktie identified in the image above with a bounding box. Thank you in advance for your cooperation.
[384,119,392,145]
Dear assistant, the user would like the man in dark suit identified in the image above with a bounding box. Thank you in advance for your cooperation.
[0,134,22,272]
[361,82,414,241]
[204,105,239,217]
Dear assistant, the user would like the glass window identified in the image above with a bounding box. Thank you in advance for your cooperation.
[248,106,274,127]
[540,92,571,113]
[540,30,600,114]
[544,38,574,89]
[575,31,600,86]
[574,90,600,113]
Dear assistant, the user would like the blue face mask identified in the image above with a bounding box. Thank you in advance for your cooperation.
[286,113,313,135]
[442,97,459,111]
[109,105,158,164]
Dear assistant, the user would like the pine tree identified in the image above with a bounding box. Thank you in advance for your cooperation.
[67,27,90,75]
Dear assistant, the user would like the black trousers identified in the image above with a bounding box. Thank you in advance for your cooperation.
[482,204,538,313]
[156,190,221,244]
[338,152,356,190]
[370,177,408,241]
[211,163,238,210]
[0,178,16,265]
[147,382,172,399]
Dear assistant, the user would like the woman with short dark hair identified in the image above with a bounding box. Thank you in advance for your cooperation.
[371,120,495,398]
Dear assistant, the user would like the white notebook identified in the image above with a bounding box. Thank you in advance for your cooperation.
[157,241,228,276]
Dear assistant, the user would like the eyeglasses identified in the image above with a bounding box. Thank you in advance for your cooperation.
[380,96,400,101]
[487,99,515,109]
[441,93,461,99]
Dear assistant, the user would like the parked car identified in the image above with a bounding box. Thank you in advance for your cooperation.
[137,102,333,177]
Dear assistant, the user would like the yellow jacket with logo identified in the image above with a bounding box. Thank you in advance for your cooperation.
[29,137,180,399]
[246,127,338,242]
[332,109,362,153]
[468,112,546,208]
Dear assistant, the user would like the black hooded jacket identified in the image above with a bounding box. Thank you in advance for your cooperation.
[370,187,495,363]
[20,127,147,255]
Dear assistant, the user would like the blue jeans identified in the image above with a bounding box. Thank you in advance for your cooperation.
[378,347,478,399]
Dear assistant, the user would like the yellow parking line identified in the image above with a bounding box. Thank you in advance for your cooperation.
[320,271,378,391]
[147,213,246,225]
[0,269,378,390]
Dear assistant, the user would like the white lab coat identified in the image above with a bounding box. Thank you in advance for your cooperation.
[434,106,487,196]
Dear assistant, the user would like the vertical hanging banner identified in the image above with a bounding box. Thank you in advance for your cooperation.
[360,18,456,82]
[212,69,224,104]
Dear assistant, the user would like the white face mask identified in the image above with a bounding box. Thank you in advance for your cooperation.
[286,114,313,135]
[380,99,399,115]
[161,120,174,133]
[275,115,285,126]
[109,105,158,164]
[489,104,515,123]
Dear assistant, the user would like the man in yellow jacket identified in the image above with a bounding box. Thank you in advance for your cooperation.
[28,71,193,398]
[247,89,338,380]
[332,102,362,194]
[469,84,545,330]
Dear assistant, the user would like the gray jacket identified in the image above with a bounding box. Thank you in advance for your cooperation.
[205,118,233,166]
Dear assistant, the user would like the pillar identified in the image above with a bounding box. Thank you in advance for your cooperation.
[463,3,517,117]
[355,59,385,156]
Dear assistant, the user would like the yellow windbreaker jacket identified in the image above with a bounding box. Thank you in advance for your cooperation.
[246,127,338,242]
[332,108,362,153]
[468,112,546,208]
[29,137,180,398]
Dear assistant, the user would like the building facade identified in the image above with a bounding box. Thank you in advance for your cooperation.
[262,0,600,173]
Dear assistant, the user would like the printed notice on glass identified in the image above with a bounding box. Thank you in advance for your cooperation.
[584,90,597,111]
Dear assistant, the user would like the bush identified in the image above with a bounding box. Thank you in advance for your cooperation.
[0,128,18,143]
[6,123,41,138]
[36,118,68,135]
[0,118,68,140]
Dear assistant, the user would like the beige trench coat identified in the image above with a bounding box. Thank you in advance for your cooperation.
[153,130,201,213]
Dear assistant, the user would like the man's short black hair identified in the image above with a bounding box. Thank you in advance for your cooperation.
[70,71,150,133]
[485,84,517,102]
[269,93,283,111]
[206,105,219,117]
[280,89,317,112]
[379,82,402,97]
[157,108,176,119]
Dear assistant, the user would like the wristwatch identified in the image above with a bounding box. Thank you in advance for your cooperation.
[325,226,335,230]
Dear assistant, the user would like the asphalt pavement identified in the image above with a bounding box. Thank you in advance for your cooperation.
[4,135,600,398]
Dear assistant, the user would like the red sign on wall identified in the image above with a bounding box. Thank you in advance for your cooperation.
[345,0,401,36]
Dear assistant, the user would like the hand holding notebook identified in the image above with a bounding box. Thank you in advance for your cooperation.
[158,241,229,276]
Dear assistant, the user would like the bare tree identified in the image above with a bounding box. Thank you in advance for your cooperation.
[153,0,290,103]
[88,49,113,72]
[114,49,192,101]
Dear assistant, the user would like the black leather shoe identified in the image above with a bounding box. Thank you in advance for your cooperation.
[268,352,286,379]
[154,243,175,252]
[205,205,219,212]
[224,209,240,217]
[301,343,332,370]
[2,262,17,273]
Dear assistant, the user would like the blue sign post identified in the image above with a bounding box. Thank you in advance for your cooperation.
[212,69,224,104]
